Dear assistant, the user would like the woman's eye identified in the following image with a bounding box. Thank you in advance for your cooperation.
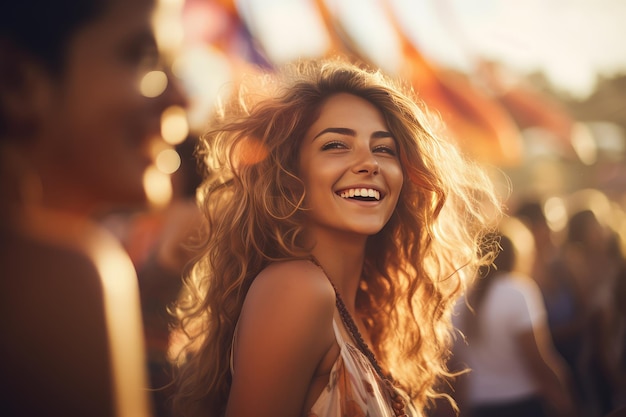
[321,141,346,151]
[373,145,397,156]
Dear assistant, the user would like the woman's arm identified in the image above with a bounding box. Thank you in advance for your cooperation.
[517,322,576,417]
[225,260,337,417]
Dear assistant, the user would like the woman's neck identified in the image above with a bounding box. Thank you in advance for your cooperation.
[308,228,367,314]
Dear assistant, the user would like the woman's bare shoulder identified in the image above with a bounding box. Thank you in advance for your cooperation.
[236,259,336,349]
[246,259,336,315]
[228,261,338,417]
[233,259,337,380]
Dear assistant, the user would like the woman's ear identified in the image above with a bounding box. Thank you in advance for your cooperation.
[0,40,55,142]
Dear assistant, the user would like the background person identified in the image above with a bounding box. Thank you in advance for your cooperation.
[453,220,575,417]
[0,1,186,416]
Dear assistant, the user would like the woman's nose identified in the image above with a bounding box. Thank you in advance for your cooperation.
[352,148,379,175]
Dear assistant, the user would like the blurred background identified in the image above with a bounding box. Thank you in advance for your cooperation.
[145,0,626,241]
[125,2,626,416]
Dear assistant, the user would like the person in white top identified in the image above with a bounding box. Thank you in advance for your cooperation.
[452,219,575,417]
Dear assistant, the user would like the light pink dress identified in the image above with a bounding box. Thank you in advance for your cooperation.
[307,320,418,417]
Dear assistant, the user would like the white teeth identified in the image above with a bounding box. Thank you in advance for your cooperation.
[338,188,381,200]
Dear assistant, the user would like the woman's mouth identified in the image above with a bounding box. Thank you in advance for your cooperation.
[337,187,381,201]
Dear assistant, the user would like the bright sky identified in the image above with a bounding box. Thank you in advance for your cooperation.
[391,0,626,98]
[237,0,626,99]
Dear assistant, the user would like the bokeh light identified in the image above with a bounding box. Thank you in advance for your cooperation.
[140,70,168,98]
[155,148,182,175]
[570,123,598,166]
[154,0,185,54]
[161,105,189,145]
[544,196,568,232]
[234,136,269,168]
[143,165,173,207]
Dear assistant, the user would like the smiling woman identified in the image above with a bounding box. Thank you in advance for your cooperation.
[171,57,503,417]
[298,93,404,238]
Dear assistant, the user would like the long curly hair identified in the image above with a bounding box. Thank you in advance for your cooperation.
[171,57,502,417]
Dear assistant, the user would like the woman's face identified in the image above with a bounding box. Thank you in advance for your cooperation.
[299,93,404,238]
[31,0,186,212]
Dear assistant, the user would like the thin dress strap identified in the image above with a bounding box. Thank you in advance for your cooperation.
[229,321,240,374]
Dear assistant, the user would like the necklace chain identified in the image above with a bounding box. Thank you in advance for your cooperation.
[309,257,408,417]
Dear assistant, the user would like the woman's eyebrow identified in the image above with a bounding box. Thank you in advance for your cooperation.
[313,127,393,140]
[372,131,394,139]
[313,127,355,140]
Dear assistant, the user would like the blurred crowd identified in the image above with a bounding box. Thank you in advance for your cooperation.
[2,0,625,416]
[434,194,626,417]
[512,198,626,417]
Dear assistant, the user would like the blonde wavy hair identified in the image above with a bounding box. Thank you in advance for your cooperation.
[171,57,502,417]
